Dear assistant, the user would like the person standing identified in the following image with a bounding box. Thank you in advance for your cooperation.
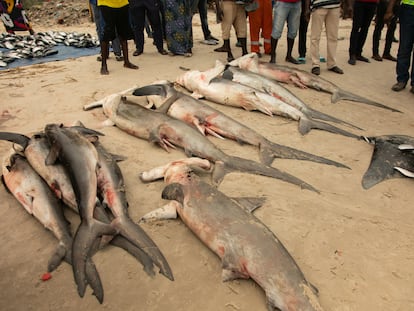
[214,0,248,62]
[297,1,309,63]
[269,0,302,64]
[129,0,168,56]
[347,0,378,65]
[98,0,138,75]
[161,0,194,56]
[305,0,352,75]
[248,0,273,56]
[371,0,399,62]
[195,0,220,44]
[90,0,123,62]
[385,0,414,93]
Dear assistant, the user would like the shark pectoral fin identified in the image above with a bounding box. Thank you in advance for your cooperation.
[251,92,273,116]
[331,91,341,103]
[231,196,267,213]
[222,268,244,282]
[140,203,178,222]
[221,254,249,282]
[110,153,127,162]
[47,242,68,272]
[45,144,60,165]
[211,161,226,185]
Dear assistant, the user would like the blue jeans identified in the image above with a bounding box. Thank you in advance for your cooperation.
[396,4,414,86]
[91,3,122,56]
[271,1,301,40]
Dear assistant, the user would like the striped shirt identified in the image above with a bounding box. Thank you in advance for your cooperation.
[310,0,340,10]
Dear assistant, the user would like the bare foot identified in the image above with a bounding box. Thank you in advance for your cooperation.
[124,62,139,69]
[100,65,109,75]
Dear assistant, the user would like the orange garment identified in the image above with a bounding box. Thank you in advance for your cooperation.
[248,0,273,54]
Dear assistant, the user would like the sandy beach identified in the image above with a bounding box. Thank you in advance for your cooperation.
[0,6,413,311]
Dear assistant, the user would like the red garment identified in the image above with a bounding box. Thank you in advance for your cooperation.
[248,0,273,54]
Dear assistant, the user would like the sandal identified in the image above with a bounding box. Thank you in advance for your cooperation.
[297,57,306,64]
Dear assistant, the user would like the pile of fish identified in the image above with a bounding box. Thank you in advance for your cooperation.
[1,53,412,310]
[85,91,357,193]
[228,53,401,113]
[0,125,173,303]
[0,31,99,67]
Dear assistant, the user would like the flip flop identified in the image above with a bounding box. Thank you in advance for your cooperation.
[297,57,306,64]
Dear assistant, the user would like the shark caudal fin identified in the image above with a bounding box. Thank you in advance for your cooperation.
[109,236,156,277]
[305,107,364,130]
[298,117,360,139]
[259,140,350,169]
[116,216,174,281]
[72,219,116,300]
[331,89,401,113]
[212,156,320,193]
[93,202,156,277]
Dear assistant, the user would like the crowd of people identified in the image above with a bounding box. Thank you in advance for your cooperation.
[86,0,412,93]
[0,0,412,92]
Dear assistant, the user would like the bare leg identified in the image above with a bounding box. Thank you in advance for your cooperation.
[121,39,138,70]
[100,41,109,75]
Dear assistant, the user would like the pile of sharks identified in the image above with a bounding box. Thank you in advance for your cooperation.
[1,54,413,311]
[0,124,173,304]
